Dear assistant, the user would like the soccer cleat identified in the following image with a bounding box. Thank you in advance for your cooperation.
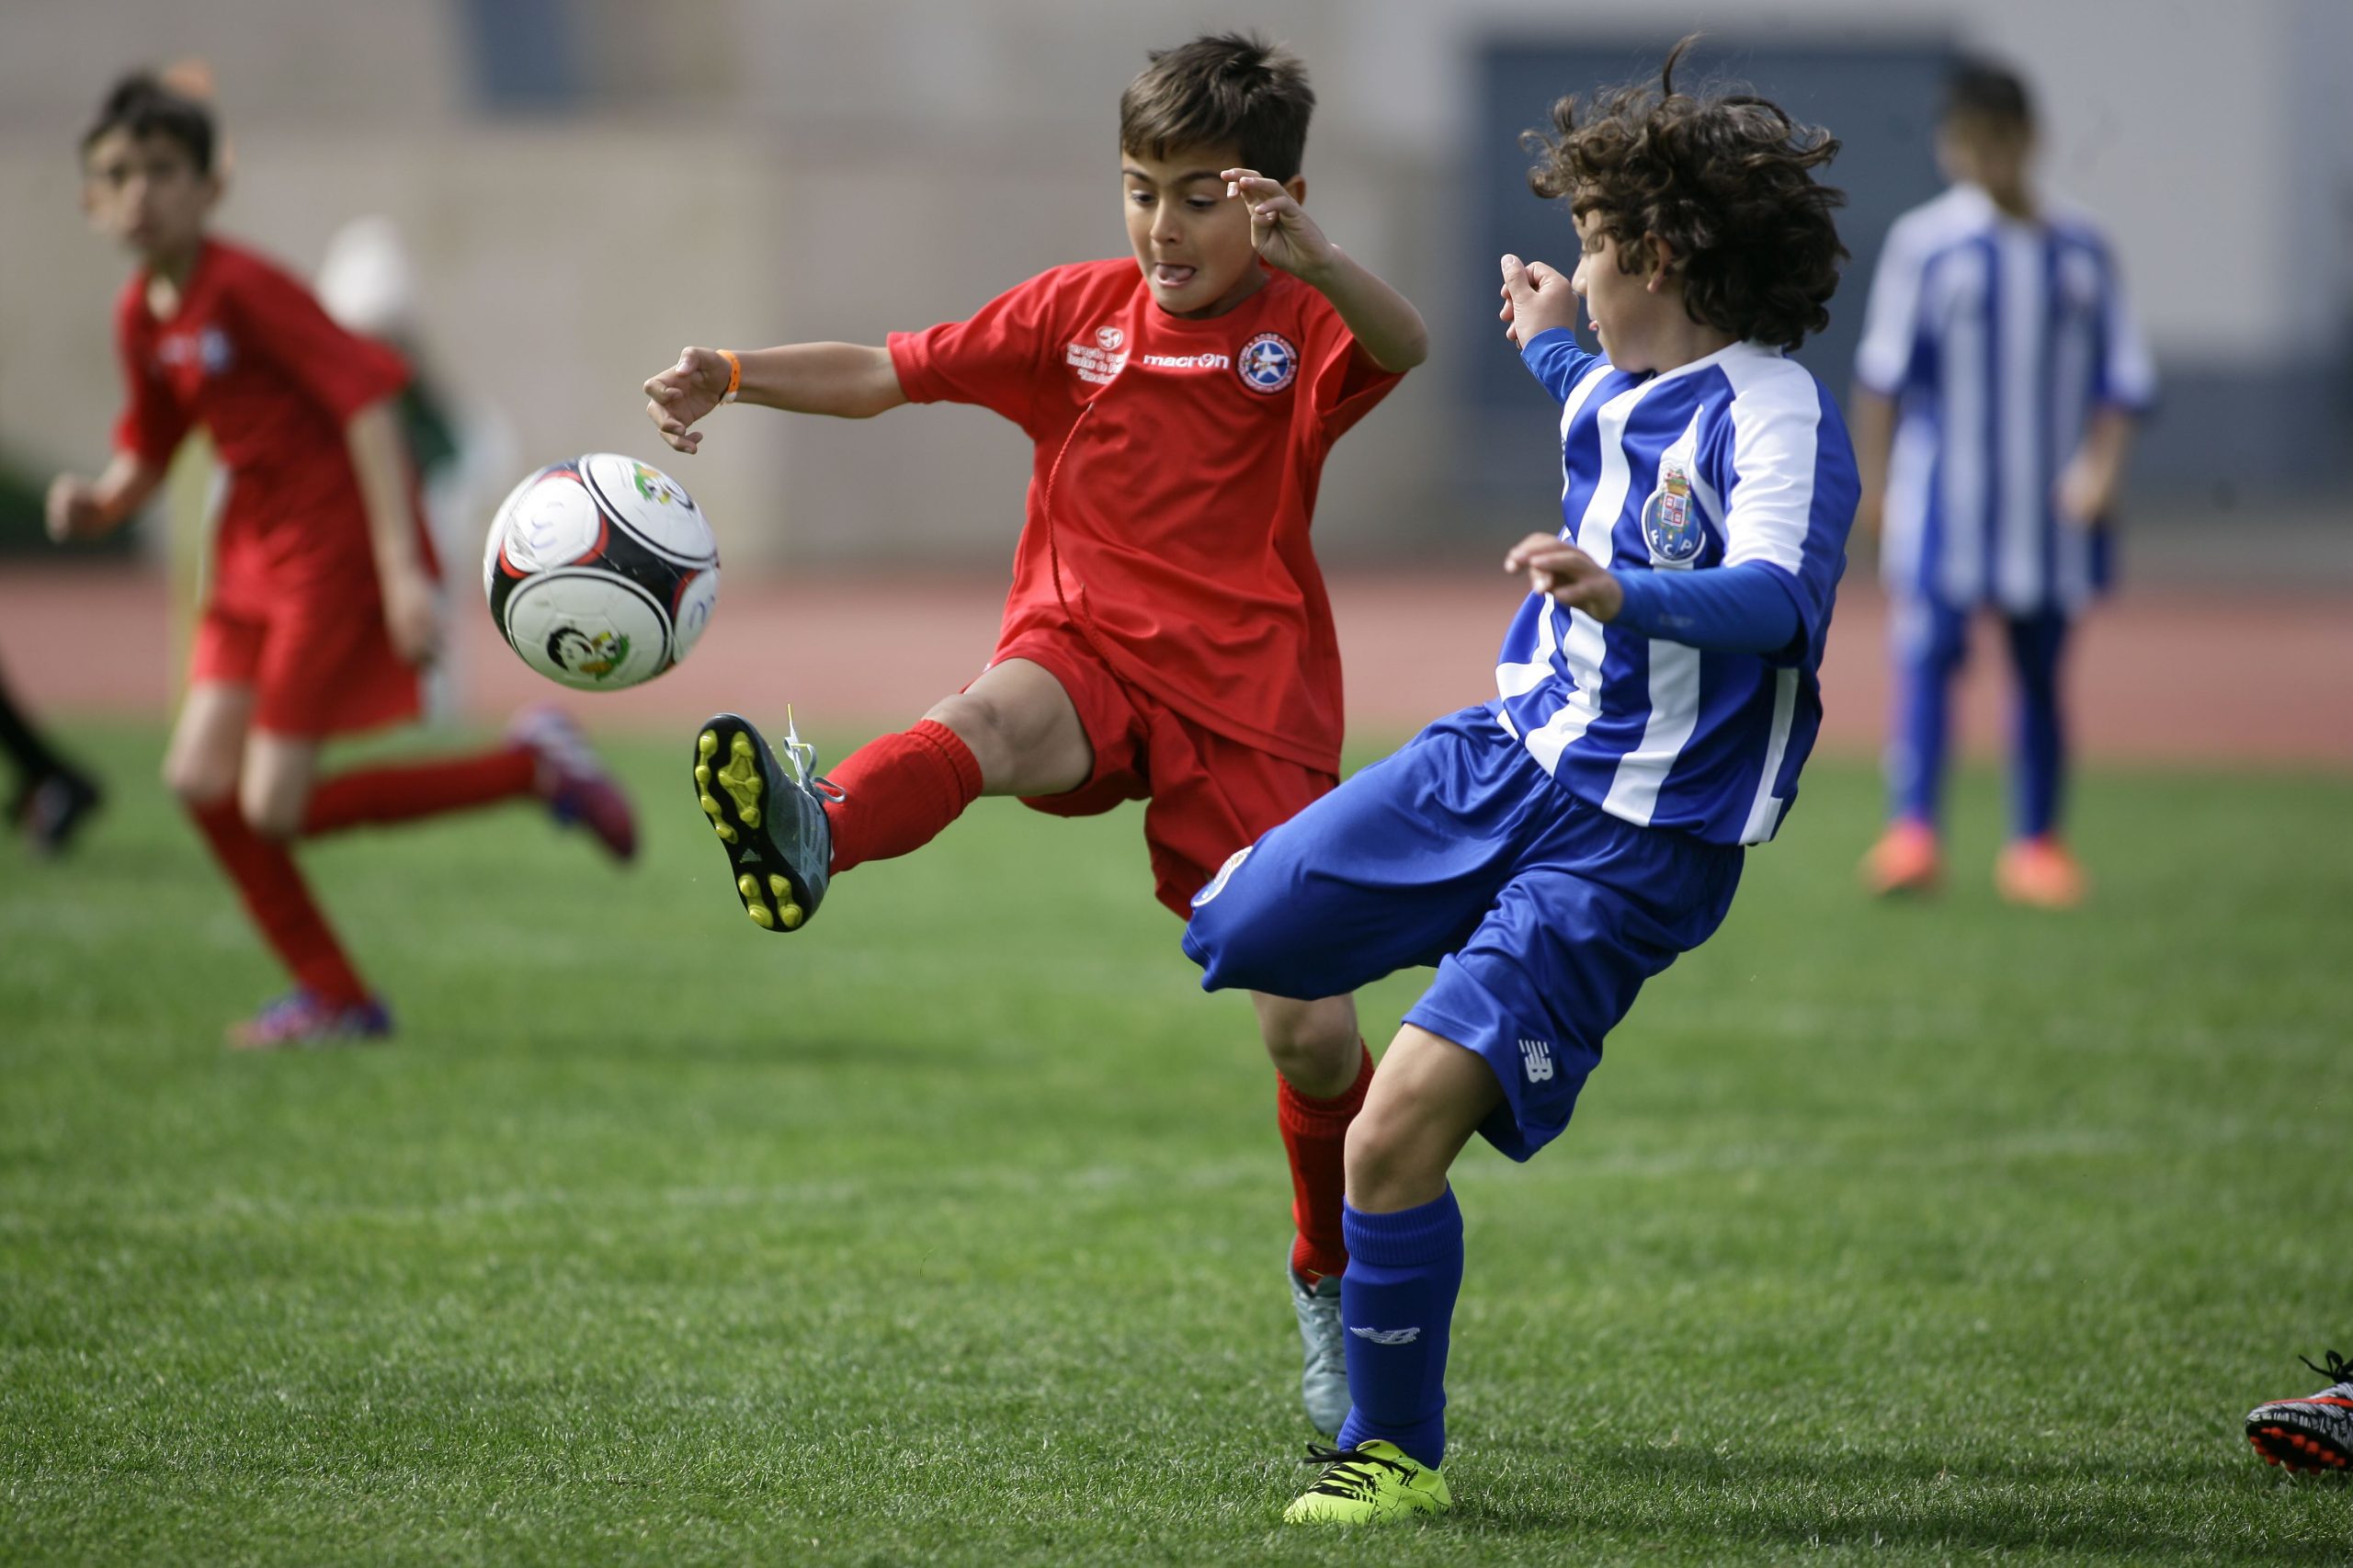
[1284,1439,1451,1524]
[17,768,103,857]
[226,990,393,1051]
[2246,1350,2353,1473]
[1995,835,2087,909]
[692,710,835,933]
[1860,818,1940,896]
[511,706,637,862]
[1290,1260,1349,1436]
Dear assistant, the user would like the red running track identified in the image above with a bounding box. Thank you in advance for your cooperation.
[2,566,2346,768]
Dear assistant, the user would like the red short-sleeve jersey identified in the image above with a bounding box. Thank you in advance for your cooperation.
[889,259,1404,772]
[112,236,426,615]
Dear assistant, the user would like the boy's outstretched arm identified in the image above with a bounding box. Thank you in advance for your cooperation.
[1224,169,1428,372]
[44,452,164,542]
[642,343,908,455]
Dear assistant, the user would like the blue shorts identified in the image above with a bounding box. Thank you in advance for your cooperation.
[1182,707,1743,1161]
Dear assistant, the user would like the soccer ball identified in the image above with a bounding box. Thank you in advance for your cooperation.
[482,453,721,691]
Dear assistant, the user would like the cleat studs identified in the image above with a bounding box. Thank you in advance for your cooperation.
[715,822,736,843]
[737,874,760,900]
[740,805,761,827]
[747,903,774,928]
[768,875,790,899]
[695,764,712,787]
[699,730,718,757]
[699,792,722,818]
[779,904,803,930]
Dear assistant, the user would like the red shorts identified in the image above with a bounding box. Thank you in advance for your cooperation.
[190,597,421,739]
[991,621,1337,919]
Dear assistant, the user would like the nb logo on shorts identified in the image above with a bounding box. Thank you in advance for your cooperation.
[1518,1037,1555,1083]
[1190,846,1253,909]
[1348,1324,1421,1346]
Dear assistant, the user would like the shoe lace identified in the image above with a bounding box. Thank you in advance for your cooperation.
[2301,1349,2353,1386]
[779,706,846,801]
[1300,1442,1413,1499]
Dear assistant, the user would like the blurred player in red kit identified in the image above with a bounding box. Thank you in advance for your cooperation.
[47,74,635,1049]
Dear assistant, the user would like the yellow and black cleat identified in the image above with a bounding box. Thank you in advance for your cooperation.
[689,712,833,934]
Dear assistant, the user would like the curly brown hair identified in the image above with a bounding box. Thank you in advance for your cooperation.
[1524,39,1846,351]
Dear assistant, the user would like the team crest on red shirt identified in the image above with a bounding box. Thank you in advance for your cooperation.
[1236,332,1299,393]
[158,325,234,378]
[1096,325,1125,352]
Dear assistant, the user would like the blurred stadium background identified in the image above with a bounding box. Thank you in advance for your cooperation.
[2,0,2347,761]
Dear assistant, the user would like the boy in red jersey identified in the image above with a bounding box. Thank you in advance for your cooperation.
[48,74,635,1049]
[641,34,1426,1432]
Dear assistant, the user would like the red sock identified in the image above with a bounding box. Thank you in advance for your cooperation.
[824,718,983,875]
[302,746,537,836]
[188,801,370,1006]
[1280,1041,1375,1283]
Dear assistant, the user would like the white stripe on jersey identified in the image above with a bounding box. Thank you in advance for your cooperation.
[1741,666,1801,844]
[1524,377,1643,775]
[1936,243,1992,606]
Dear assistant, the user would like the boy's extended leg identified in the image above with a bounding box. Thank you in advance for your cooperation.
[691,657,1088,931]
[300,707,635,860]
[1284,1024,1495,1525]
[1256,991,1372,1435]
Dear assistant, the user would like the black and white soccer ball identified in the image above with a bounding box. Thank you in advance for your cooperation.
[482,453,721,691]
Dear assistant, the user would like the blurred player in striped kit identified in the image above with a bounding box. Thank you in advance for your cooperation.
[1851,59,2154,907]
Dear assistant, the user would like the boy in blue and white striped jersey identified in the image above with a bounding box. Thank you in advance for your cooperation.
[1183,42,1856,1522]
[1853,59,2154,907]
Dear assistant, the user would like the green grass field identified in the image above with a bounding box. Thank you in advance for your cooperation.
[4,724,2349,1564]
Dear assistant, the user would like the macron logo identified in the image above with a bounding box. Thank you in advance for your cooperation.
[1138,351,1232,371]
[1348,1325,1421,1346]
[1519,1038,1554,1083]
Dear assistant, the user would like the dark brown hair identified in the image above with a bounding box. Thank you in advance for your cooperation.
[1120,33,1313,182]
[1525,39,1846,351]
[1942,57,2034,134]
[82,72,216,175]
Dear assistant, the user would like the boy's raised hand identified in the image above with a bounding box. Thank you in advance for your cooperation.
[643,347,731,455]
[1505,531,1624,622]
[1498,254,1578,347]
[1222,169,1334,280]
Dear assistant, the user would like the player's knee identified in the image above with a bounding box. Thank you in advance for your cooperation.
[922,691,1008,776]
[163,753,235,810]
[237,778,303,842]
[1342,1103,1443,1212]
[1259,1004,1358,1085]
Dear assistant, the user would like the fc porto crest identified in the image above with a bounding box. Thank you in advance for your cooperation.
[1236,332,1299,394]
[1641,460,1706,565]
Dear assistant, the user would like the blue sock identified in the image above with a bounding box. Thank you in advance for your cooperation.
[1334,1188,1463,1471]
[2004,611,2069,839]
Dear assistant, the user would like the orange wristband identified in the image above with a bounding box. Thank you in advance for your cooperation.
[717,347,743,404]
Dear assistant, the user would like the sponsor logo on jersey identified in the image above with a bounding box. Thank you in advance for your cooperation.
[1641,460,1706,564]
[1139,351,1233,370]
[546,625,631,681]
[1065,337,1127,386]
[1348,1324,1422,1346]
[157,325,234,377]
[1518,1037,1555,1083]
[1236,332,1299,393]
[1190,846,1253,908]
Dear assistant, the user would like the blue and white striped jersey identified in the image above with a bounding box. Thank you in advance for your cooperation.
[1496,332,1857,847]
[1856,184,2155,614]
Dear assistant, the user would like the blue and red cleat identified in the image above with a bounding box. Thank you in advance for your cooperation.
[2246,1350,2353,1473]
[227,990,393,1051]
[510,706,637,862]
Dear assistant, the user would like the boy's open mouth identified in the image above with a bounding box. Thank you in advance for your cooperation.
[1152,263,1197,289]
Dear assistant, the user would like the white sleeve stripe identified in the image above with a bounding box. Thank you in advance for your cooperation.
[1854,213,1930,392]
[1719,360,1823,579]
